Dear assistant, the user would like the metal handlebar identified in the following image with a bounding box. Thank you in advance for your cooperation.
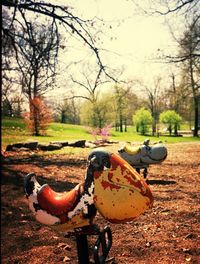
[93,226,112,264]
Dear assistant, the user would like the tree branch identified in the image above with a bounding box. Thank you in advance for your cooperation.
[2,0,117,82]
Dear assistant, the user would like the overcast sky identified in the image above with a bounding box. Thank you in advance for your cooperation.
[48,0,181,98]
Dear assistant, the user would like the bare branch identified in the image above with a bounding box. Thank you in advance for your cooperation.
[66,94,92,102]
[2,0,117,82]
[154,0,197,15]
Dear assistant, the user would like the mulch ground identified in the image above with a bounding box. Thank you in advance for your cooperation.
[1,142,200,263]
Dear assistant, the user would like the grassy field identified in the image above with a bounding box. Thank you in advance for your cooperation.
[1,117,199,151]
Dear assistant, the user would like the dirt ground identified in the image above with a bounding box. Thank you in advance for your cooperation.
[1,142,200,264]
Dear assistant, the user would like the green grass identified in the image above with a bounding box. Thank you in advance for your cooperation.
[1,118,93,149]
[111,127,199,143]
[48,122,92,140]
[2,117,26,129]
[1,117,199,151]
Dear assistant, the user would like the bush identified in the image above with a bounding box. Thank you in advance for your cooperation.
[159,110,182,136]
[23,97,53,136]
[86,124,113,143]
[133,108,153,135]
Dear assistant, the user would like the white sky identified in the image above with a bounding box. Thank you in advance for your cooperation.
[48,0,181,98]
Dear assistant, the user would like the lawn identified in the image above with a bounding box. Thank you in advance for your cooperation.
[1,117,199,151]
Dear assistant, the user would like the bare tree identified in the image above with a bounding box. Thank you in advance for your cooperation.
[113,85,129,132]
[54,98,80,124]
[138,77,164,136]
[18,21,59,99]
[2,4,60,134]
[2,0,116,82]
[164,73,192,121]
[70,66,105,103]
[159,3,200,136]
[66,62,116,128]
[166,16,200,136]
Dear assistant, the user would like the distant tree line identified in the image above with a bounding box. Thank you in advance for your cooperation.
[50,80,194,136]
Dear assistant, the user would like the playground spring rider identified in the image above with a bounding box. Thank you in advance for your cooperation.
[118,139,167,178]
[24,148,153,263]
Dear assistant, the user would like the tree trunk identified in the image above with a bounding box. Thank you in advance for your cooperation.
[119,112,123,132]
[169,125,172,136]
[189,57,199,137]
[193,96,199,137]
[33,104,39,136]
[33,64,39,136]
[174,123,178,135]
[115,122,119,131]
[61,110,65,123]
[152,122,156,136]
[7,101,13,117]
[16,98,21,117]
[124,119,127,132]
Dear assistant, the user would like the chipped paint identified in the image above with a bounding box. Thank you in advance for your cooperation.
[94,153,153,222]
[68,182,94,219]
[101,180,121,191]
[35,209,60,225]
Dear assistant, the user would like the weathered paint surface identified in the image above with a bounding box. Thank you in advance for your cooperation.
[94,153,153,222]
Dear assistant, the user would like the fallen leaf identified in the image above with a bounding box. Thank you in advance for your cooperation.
[58,243,71,251]
[182,248,191,254]
[145,242,152,248]
[63,256,70,262]
[185,233,195,239]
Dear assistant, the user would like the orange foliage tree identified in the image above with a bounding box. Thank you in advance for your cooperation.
[23,97,53,136]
